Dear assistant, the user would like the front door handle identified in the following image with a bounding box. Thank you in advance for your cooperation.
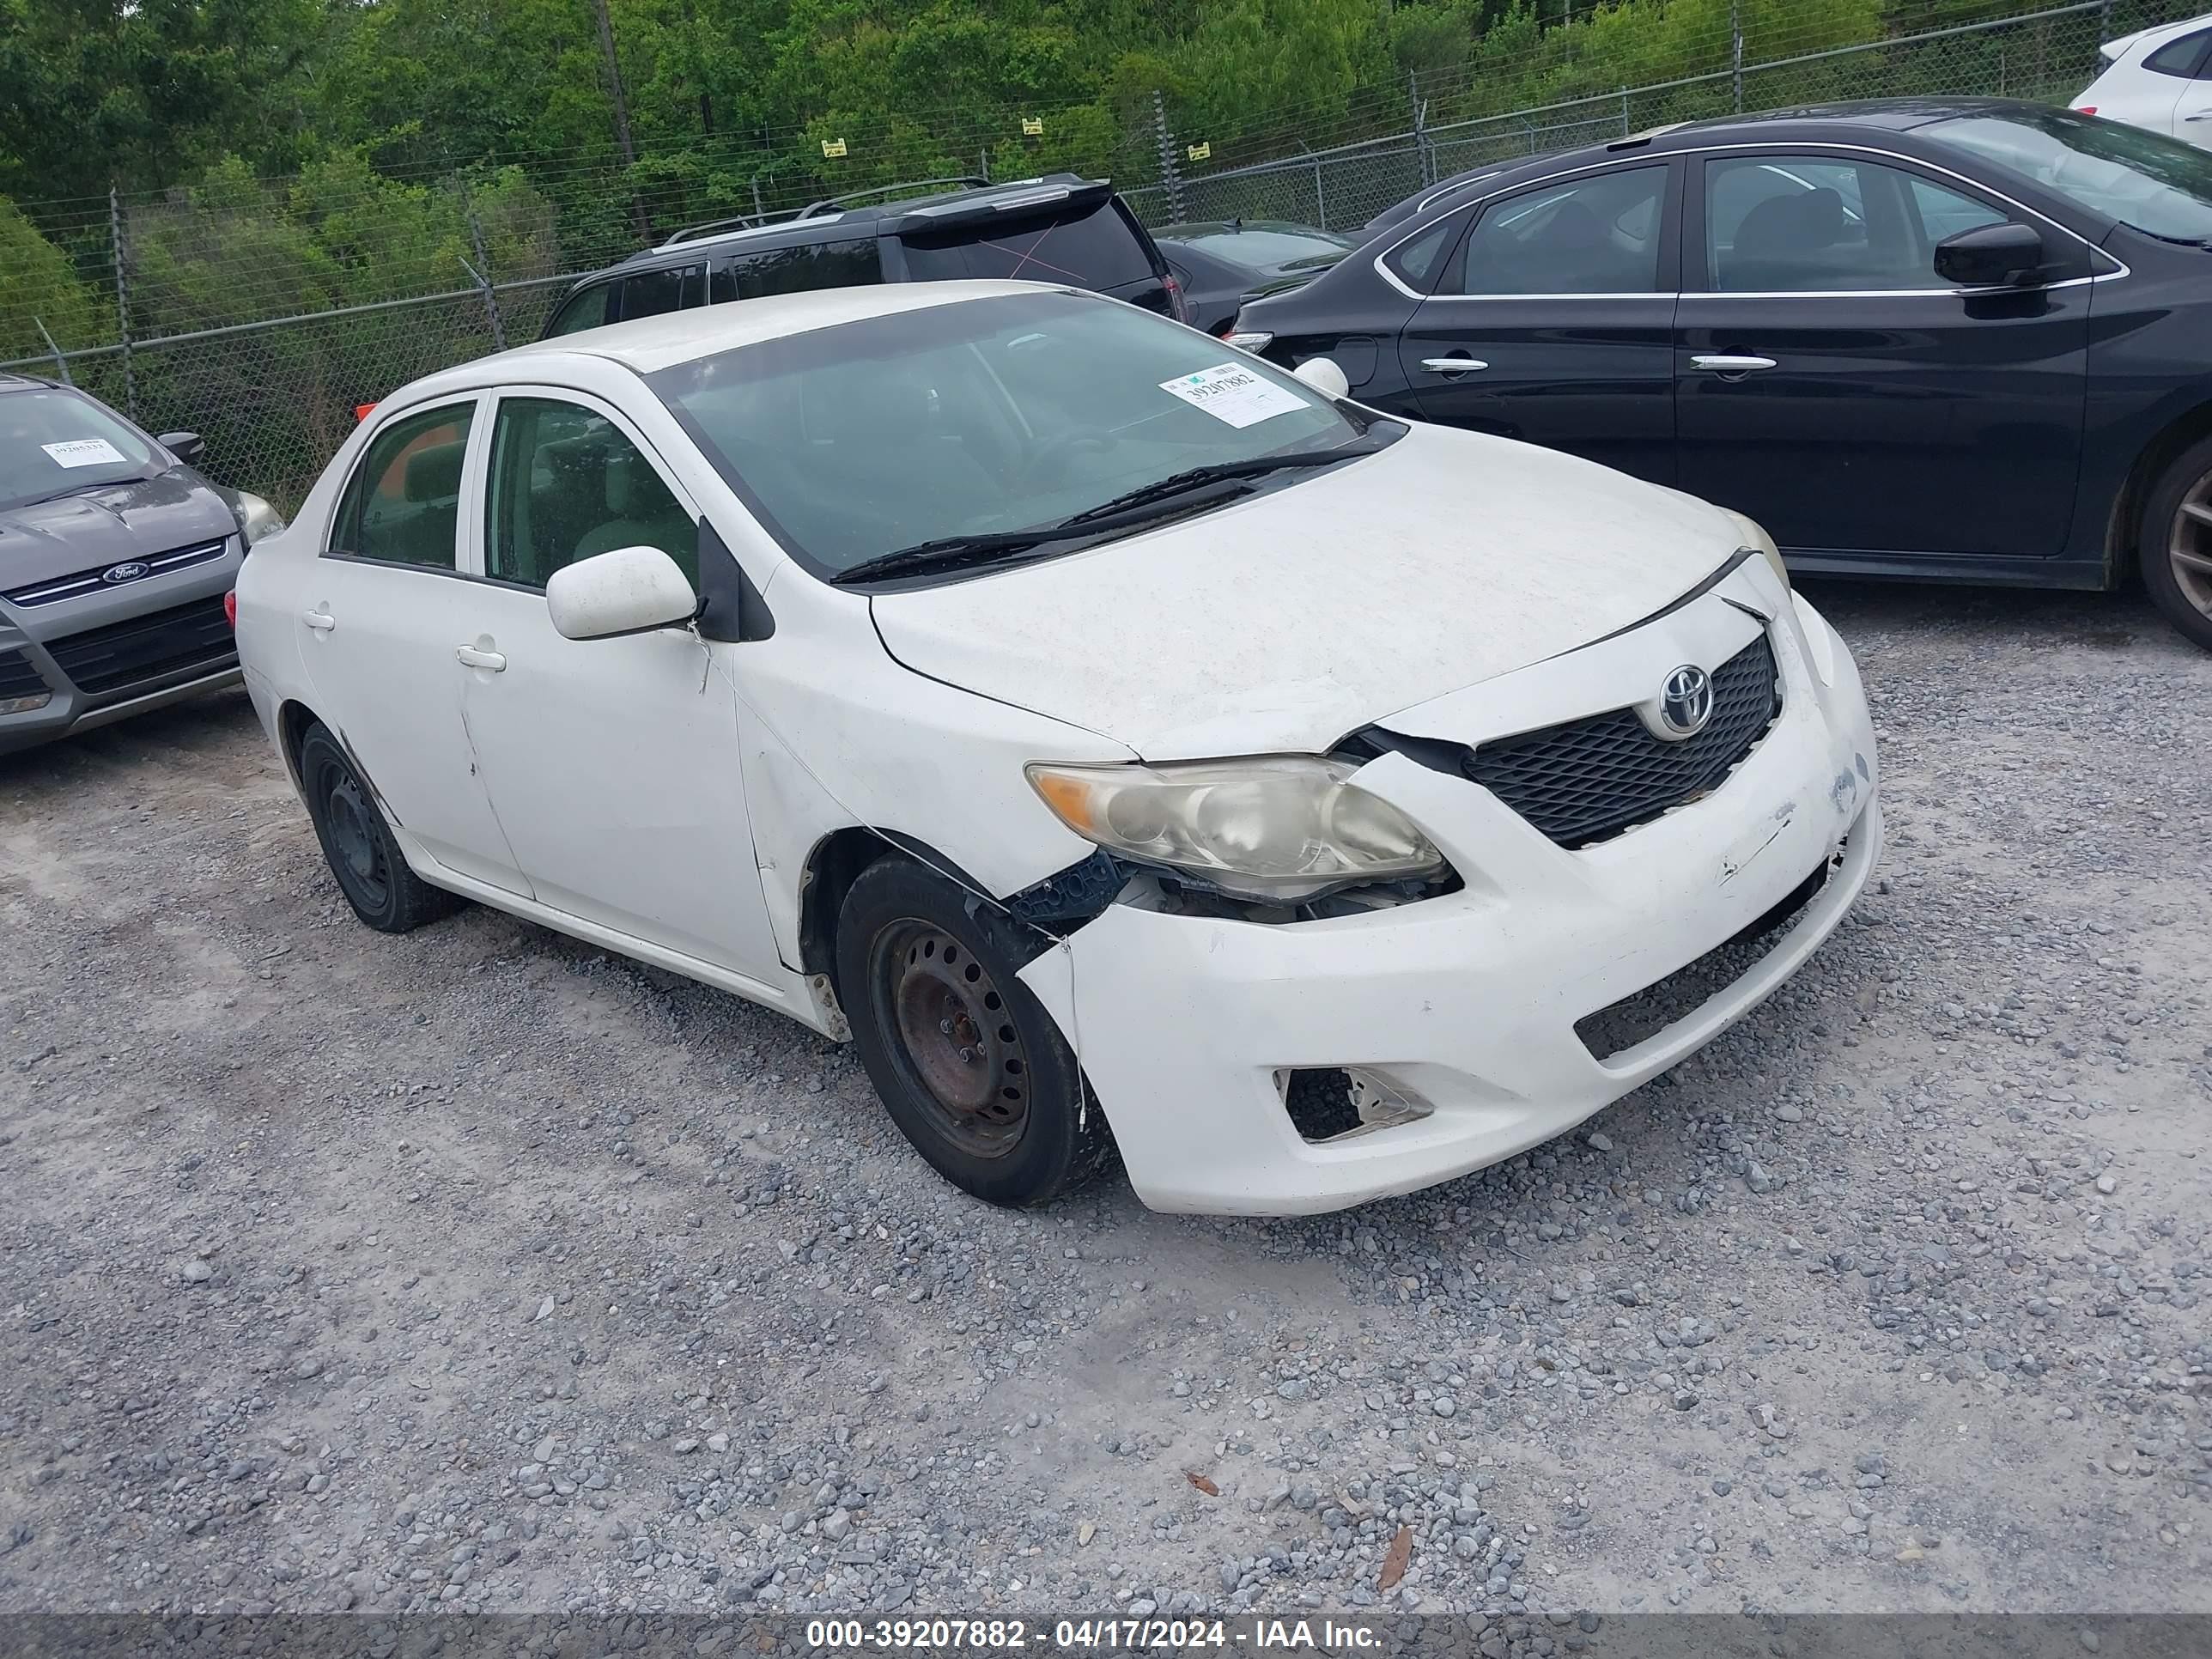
[454,644,507,672]
[1420,356,1489,375]
[302,608,335,633]
[1691,354,1778,374]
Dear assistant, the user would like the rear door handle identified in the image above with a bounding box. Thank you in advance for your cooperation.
[1420,356,1489,375]
[1691,354,1778,374]
[454,645,507,672]
[302,608,335,632]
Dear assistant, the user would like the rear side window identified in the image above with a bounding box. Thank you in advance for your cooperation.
[1455,166,1667,295]
[331,403,474,571]
[544,282,614,337]
[898,201,1158,289]
[711,238,883,303]
[2144,30,2210,76]
[619,264,703,320]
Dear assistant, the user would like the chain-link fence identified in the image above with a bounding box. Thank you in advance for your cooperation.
[0,0,2196,513]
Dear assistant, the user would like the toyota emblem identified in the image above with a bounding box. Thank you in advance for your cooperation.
[1658,664,1715,738]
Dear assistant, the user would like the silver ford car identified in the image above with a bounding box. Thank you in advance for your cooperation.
[0,373,283,756]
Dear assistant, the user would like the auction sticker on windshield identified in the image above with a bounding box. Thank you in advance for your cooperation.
[1160,362,1308,428]
[42,439,126,469]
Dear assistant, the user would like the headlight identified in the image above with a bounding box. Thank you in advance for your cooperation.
[233,490,286,547]
[1224,329,1273,354]
[1726,508,1789,592]
[1025,757,1447,902]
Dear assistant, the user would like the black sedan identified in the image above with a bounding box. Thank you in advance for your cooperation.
[1152,220,1354,335]
[1229,99,2212,650]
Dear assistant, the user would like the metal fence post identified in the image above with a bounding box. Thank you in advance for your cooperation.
[1314,154,1328,230]
[1621,85,1632,137]
[107,185,137,420]
[1411,71,1436,188]
[465,201,507,354]
[1731,0,1745,113]
[1152,91,1185,222]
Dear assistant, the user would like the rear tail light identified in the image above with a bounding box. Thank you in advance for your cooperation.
[355,402,378,422]
[2075,106,2098,115]
[1163,273,1192,325]
[222,591,238,629]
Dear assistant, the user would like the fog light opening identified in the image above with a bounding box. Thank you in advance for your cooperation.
[1277,1067,1434,1145]
[0,692,53,716]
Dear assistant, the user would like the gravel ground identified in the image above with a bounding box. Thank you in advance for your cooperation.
[1,580,2207,1626]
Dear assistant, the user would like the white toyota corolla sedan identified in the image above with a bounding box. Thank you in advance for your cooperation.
[234,279,1880,1216]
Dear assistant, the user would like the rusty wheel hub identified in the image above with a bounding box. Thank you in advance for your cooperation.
[876,921,1028,1157]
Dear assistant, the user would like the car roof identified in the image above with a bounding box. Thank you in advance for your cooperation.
[2101,13,2212,55]
[0,372,58,394]
[1399,98,2052,222]
[401,278,1066,394]
[600,173,1104,271]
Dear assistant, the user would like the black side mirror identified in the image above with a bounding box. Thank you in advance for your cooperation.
[158,430,207,465]
[1933,222,2046,289]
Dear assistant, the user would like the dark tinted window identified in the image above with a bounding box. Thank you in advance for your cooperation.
[1383,216,1460,290]
[1706,155,2004,292]
[1455,166,1666,295]
[544,282,615,337]
[710,238,883,303]
[619,264,703,320]
[485,398,695,589]
[898,201,1158,289]
[332,403,472,570]
[2144,29,2209,76]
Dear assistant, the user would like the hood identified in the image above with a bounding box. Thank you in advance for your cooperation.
[0,471,237,592]
[870,424,1744,759]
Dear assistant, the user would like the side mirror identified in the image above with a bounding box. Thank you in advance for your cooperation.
[1933,222,2045,289]
[1291,356,1350,399]
[546,545,697,641]
[159,430,206,465]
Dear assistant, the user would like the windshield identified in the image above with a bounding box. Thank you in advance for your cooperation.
[0,387,162,510]
[650,289,1364,577]
[1172,228,1352,270]
[1923,108,2212,243]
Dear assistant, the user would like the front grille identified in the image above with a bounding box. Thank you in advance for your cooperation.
[44,596,234,696]
[1466,635,1781,848]
[0,649,51,701]
[3,538,230,608]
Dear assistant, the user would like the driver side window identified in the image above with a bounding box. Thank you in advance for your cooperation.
[1705,155,2008,292]
[484,398,696,590]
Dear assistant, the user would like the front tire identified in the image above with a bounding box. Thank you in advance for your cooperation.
[297,723,459,933]
[2141,439,2212,652]
[836,856,1113,1206]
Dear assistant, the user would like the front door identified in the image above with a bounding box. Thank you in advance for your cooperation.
[456,390,779,980]
[1396,160,1680,485]
[301,396,529,896]
[1674,149,2091,562]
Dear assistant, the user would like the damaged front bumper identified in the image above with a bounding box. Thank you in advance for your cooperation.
[1018,580,1880,1216]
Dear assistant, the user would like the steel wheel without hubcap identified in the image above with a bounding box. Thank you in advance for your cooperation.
[322,769,390,909]
[2168,473,2212,626]
[872,919,1028,1158]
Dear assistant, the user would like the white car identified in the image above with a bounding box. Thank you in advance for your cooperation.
[2075,14,2212,142]
[234,280,1881,1217]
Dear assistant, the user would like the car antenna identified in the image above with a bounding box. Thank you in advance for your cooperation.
[32,317,73,386]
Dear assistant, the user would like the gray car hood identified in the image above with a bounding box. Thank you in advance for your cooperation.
[0,471,238,591]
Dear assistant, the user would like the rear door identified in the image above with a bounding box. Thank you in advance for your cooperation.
[1395,159,1680,485]
[1674,147,2091,562]
[299,397,529,896]
[2160,32,2212,141]
[890,185,1176,316]
[2110,29,2209,137]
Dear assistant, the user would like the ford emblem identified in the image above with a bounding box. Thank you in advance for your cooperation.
[100,561,150,584]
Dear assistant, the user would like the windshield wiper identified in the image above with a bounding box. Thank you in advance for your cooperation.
[1054,441,1382,528]
[830,442,1382,586]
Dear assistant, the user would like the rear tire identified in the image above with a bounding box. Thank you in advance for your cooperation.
[297,723,460,933]
[836,855,1114,1207]
[2140,438,2212,652]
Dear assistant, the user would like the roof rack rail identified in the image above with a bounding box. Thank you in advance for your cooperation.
[794,175,991,220]
[661,212,774,247]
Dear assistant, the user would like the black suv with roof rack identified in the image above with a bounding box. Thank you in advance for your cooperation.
[541,173,1188,339]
